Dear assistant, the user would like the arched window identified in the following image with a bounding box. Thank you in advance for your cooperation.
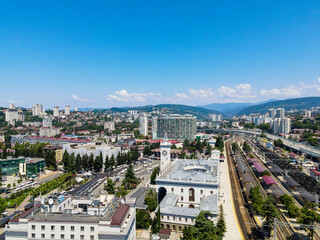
[189,188,195,201]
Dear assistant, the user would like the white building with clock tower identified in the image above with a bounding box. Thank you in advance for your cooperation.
[160,135,171,173]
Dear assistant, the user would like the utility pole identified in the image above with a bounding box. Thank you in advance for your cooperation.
[274,218,277,240]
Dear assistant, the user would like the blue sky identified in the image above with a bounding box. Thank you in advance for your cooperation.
[1,1,320,108]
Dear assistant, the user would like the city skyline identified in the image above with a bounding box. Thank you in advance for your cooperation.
[1,1,320,108]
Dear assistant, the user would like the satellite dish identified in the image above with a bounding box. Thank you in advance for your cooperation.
[48,199,54,205]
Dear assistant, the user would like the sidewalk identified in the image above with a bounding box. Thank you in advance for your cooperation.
[219,149,243,240]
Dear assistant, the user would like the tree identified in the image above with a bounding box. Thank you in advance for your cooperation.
[260,196,278,234]
[216,205,226,238]
[104,178,115,194]
[181,226,196,240]
[279,194,293,207]
[274,139,284,148]
[150,167,159,185]
[136,209,151,229]
[151,207,161,233]
[297,203,320,239]
[75,154,82,172]
[215,135,224,152]
[242,141,251,153]
[144,189,157,212]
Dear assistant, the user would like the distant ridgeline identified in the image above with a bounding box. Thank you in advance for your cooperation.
[237,97,320,116]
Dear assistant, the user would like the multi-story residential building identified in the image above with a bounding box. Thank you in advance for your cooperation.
[65,105,70,115]
[9,104,16,110]
[277,108,285,118]
[269,108,277,119]
[39,127,60,137]
[5,195,136,240]
[139,115,148,136]
[43,145,63,163]
[5,109,25,125]
[210,114,221,122]
[10,135,92,146]
[155,139,220,231]
[32,104,44,116]
[104,121,115,131]
[270,117,291,134]
[152,116,158,140]
[156,114,196,140]
[305,110,312,118]
[53,106,60,117]
[42,116,52,128]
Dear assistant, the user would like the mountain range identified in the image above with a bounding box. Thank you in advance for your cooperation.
[76,97,320,119]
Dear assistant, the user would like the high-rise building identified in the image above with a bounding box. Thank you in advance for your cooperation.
[139,115,148,136]
[65,105,70,115]
[53,106,60,117]
[42,116,52,128]
[152,116,158,140]
[269,108,276,119]
[104,121,115,131]
[277,108,285,118]
[210,114,221,122]
[305,110,312,118]
[156,114,197,140]
[5,110,24,125]
[32,104,43,116]
[271,117,291,134]
[9,104,16,110]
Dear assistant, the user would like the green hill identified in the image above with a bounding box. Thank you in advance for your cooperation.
[97,104,222,120]
[237,97,320,115]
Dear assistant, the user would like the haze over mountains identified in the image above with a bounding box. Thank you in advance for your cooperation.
[74,97,320,119]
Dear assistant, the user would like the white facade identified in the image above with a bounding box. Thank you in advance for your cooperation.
[271,117,291,134]
[5,196,136,240]
[210,114,221,122]
[39,127,60,137]
[152,116,158,140]
[277,108,285,118]
[155,145,220,231]
[32,104,44,116]
[65,105,70,115]
[42,116,52,128]
[160,137,171,173]
[63,142,121,164]
[5,110,24,124]
[139,116,148,136]
[53,106,60,117]
[104,121,115,131]
[9,104,16,110]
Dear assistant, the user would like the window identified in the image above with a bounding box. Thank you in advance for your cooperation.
[167,216,169,220]
[200,190,203,194]
[51,225,55,230]
[61,226,65,231]
[31,233,35,239]
[80,235,85,240]
[161,216,164,220]
[71,226,75,231]
[41,234,45,239]
[173,217,176,220]
[90,235,94,240]
[90,226,94,232]
[179,217,182,221]
[181,188,183,193]
[189,188,195,202]
[51,234,55,239]
[185,218,188,222]
[181,196,183,201]
[81,226,85,231]
[41,225,45,230]
[210,191,213,194]
[171,188,174,192]
[71,234,74,239]
[61,234,65,239]
[31,225,35,230]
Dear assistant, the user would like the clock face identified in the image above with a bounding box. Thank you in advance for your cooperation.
[162,150,167,156]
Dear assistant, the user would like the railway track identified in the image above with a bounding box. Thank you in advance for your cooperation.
[233,137,300,240]
[225,139,264,240]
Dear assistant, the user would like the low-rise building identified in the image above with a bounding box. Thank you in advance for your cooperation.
[43,145,63,163]
[5,195,136,240]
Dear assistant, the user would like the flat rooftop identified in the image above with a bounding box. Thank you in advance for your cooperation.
[156,159,219,184]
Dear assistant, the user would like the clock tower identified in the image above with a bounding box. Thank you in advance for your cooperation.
[160,135,171,172]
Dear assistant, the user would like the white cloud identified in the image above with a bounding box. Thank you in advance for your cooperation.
[218,83,255,99]
[107,90,162,102]
[175,93,190,99]
[7,100,23,104]
[188,88,214,98]
[71,95,94,102]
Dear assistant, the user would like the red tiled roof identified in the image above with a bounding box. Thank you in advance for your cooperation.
[110,204,129,226]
